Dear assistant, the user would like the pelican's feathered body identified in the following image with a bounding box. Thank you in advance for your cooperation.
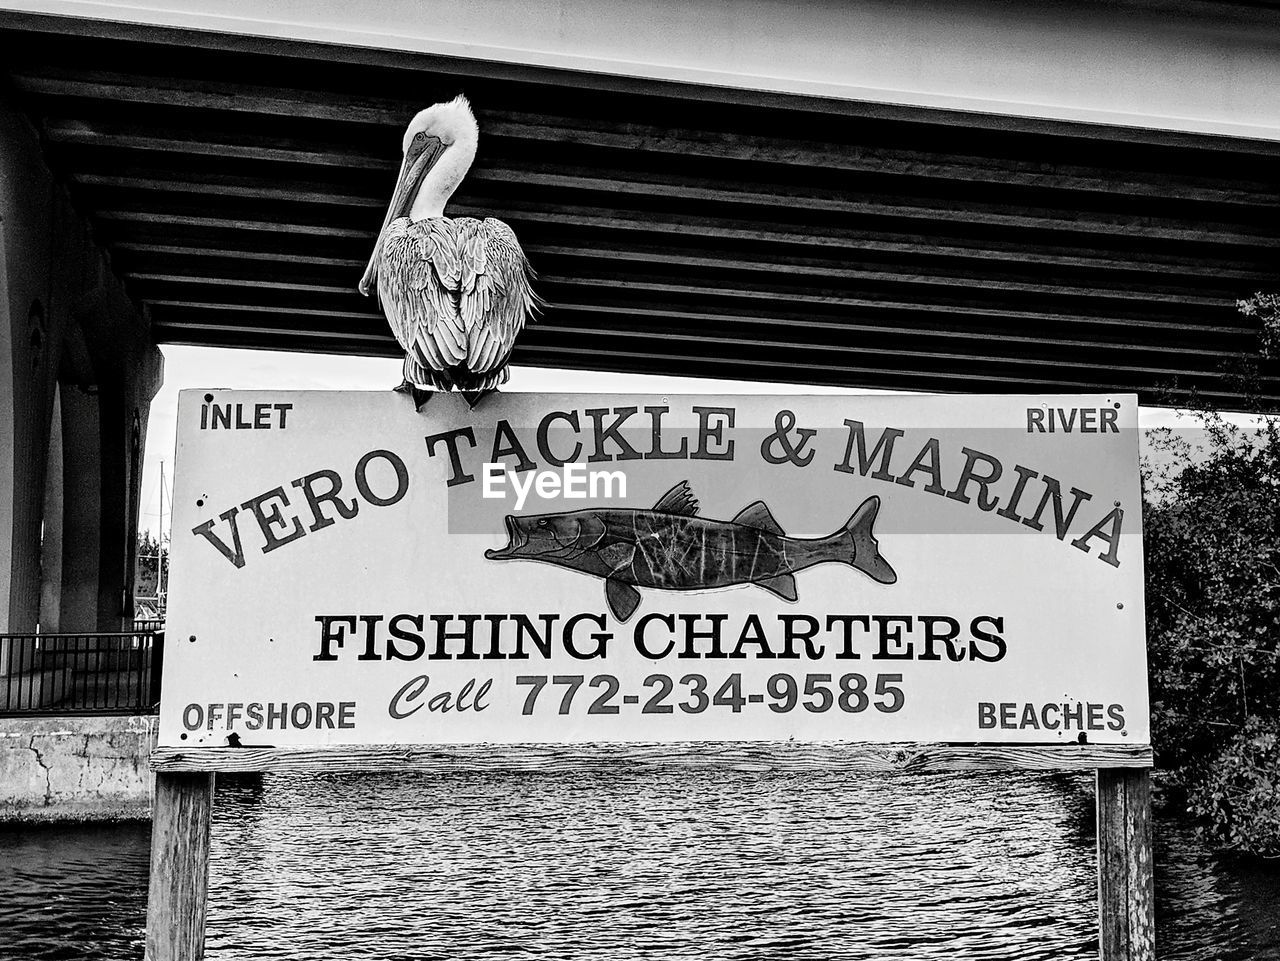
[377,215,536,391]
[359,96,538,400]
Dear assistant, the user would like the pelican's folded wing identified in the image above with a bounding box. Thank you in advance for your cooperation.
[459,218,541,375]
[379,218,468,370]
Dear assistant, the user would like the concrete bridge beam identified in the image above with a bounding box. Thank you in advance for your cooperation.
[5,0,1279,140]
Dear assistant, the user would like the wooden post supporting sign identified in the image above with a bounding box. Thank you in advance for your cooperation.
[1097,767,1155,961]
[146,772,215,961]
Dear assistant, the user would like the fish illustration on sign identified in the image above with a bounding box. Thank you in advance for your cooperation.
[484,480,897,622]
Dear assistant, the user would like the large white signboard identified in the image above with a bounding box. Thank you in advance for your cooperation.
[159,391,1148,748]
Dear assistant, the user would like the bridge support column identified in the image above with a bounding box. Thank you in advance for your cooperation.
[56,384,103,633]
[0,93,162,635]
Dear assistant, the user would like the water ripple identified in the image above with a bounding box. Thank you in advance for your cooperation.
[0,771,1276,960]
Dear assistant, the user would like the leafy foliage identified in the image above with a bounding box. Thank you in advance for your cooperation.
[1186,717,1280,856]
[1143,293,1280,858]
[135,529,168,603]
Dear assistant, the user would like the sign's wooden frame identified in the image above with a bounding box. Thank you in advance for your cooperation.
[144,742,1154,960]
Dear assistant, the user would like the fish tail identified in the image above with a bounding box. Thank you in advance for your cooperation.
[828,496,897,584]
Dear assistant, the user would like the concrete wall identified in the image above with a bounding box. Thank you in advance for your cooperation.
[0,715,155,821]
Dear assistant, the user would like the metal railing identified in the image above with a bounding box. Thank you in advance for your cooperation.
[0,630,164,716]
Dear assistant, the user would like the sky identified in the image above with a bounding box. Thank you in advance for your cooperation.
[138,344,1230,539]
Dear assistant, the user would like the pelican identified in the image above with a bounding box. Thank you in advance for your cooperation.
[358,95,539,408]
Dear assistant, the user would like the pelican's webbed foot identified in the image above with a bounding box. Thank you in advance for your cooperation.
[394,380,433,411]
[461,389,498,410]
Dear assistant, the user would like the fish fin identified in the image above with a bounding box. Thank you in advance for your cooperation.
[756,573,798,602]
[604,578,642,622]
[731,500,785,535]
[652,480,699,517]
[835,496,897,584]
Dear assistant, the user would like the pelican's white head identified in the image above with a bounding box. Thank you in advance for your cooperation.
[402,95,478,155]
[359,95,480,296]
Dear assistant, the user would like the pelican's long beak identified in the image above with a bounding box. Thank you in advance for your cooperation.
[358,134,445,296]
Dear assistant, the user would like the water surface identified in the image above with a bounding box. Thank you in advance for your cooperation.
[0,772,1276,960]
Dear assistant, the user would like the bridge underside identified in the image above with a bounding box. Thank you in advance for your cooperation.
[2,16,1279,406]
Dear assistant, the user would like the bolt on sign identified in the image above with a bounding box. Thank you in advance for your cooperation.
[159,391,1148,749]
